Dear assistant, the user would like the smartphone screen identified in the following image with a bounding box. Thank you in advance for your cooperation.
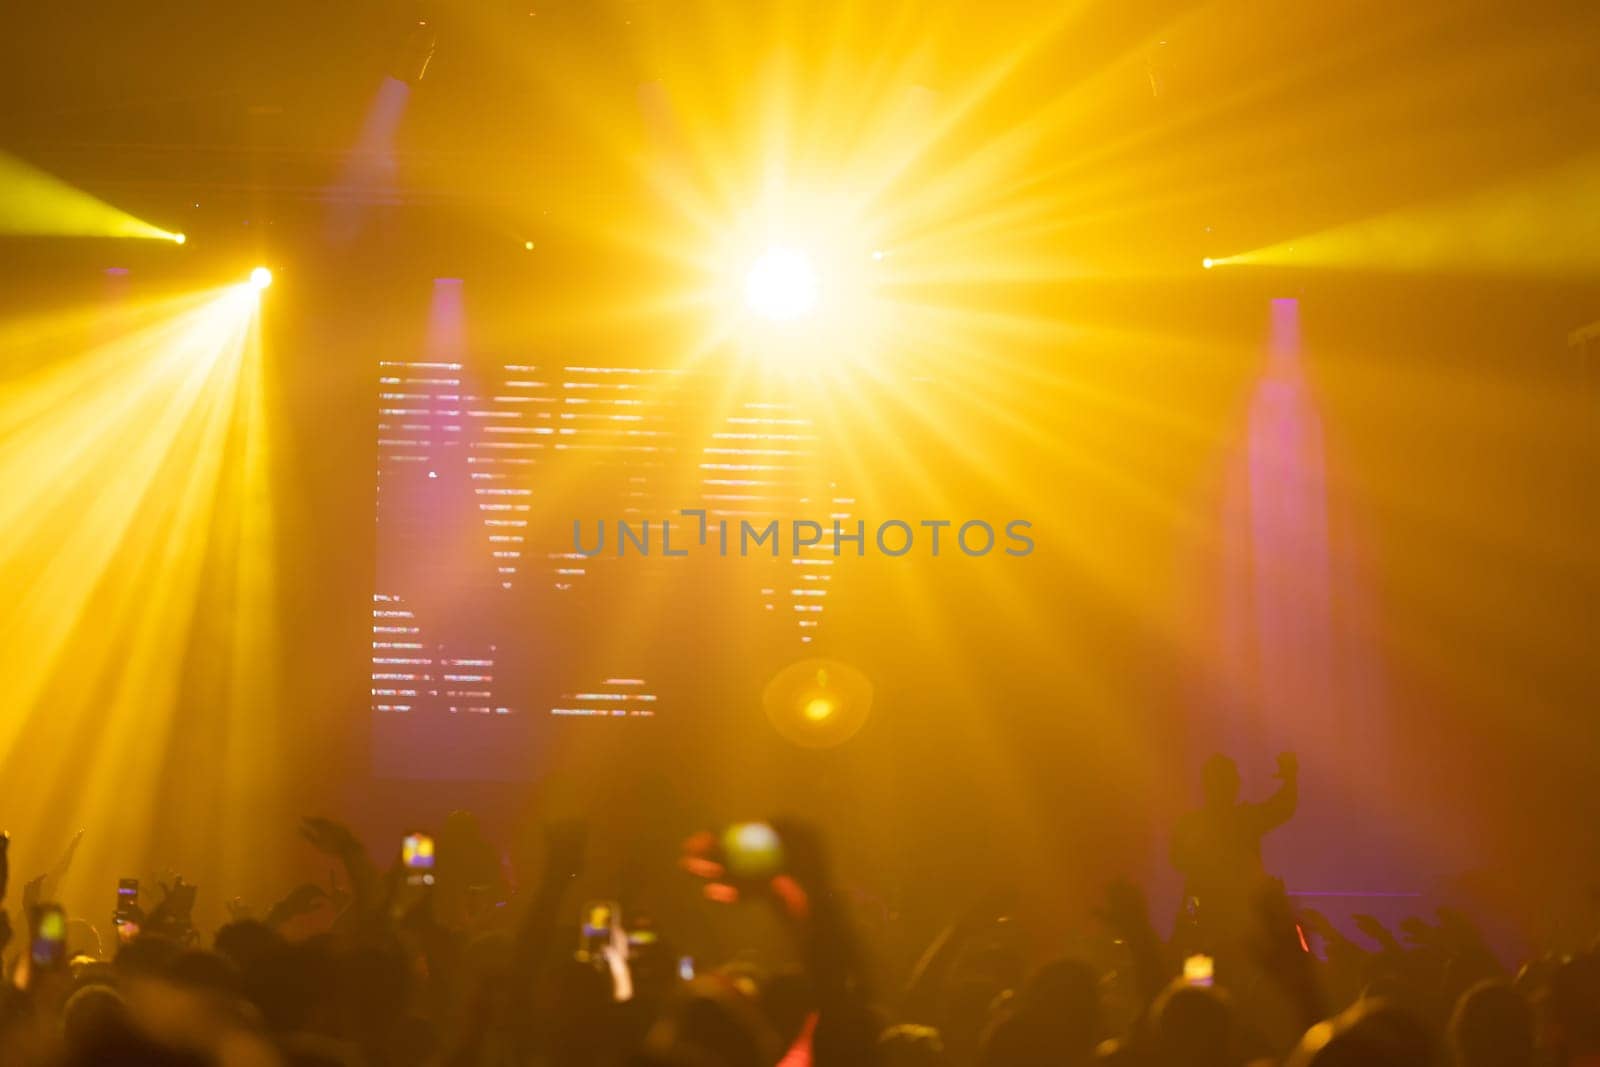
[31,904,67,970]
[115,878,139,919]
[402,832,435,886]
[581,901,618,957]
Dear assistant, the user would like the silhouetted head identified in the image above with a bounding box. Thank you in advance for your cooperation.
[1201,755,1240,808]
[1450,980,1532,1067]
[1285,998,1434,1067]
[61,1026,209,1067]
[880,1023,949,1067]
[1152,980,1233,1067]
[61,983,130,1055]
[166,948,243,999]
[113,934,185,979]
[642,975,781,1067]
[1539,951,1600,1059]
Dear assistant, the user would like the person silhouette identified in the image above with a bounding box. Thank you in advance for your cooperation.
[1171,752,1298,952]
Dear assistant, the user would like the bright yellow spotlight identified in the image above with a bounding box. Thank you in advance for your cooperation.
[744,246,818,321]
[1202,257,1215,270]
[802,696,836,722]
[174,233,187,246]
[249,267,273,290]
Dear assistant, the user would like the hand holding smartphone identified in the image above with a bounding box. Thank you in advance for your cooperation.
[30,903,68,972]
[402,832,436,887]
[114,877,141,942]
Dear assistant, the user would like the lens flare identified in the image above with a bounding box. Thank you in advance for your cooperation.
[763,659,872,748]
[802,696,836,722]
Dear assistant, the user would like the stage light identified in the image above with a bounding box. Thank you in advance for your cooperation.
[388,18,437,85]
[174,233,187,246]
[1202,257,1215,269]
[523,240,534,251]
[249,267,273,290]
[744,246,818,321]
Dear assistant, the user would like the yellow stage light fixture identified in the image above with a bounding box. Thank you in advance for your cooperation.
[1202,257,1215,269]
[249,267,273,290]
[174,233,187,246]
[743,245,818,321]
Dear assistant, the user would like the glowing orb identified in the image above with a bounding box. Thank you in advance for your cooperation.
[743,246,818,321]
[722,822,784,879]
[249,266,273,290]
[803,696,836,722]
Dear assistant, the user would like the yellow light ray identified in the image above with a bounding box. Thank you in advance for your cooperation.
[1219,152,1600,276]
[0,152,184,241]
[0,280,276,911]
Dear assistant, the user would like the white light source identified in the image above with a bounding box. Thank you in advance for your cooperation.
[744,246,818,321]
[249,266,273,290]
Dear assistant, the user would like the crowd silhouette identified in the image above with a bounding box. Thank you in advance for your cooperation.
[0,753,1596,1067]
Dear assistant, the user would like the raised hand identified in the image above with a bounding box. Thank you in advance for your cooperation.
[21,873,46,913]
[1252,880,1323,1027]
[146,876,200,942]
[1094,878,1153,942]
[1351,913,1401,951]
[299,816,364,858]
[1095,877,1168,1009]
[1398,914,1439,948]
[1298,906,1336,940]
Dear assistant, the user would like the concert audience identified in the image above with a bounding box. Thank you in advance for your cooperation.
[0,753,1595,1067]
